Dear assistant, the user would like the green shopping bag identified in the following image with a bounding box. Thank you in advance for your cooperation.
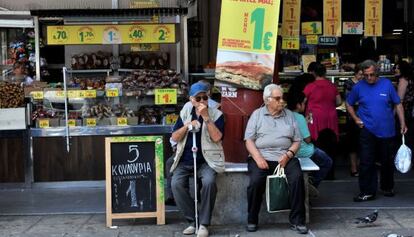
[266,164,290,212]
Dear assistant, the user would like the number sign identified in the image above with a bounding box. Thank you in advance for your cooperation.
[105,136,165,227]
[364,0,382,36]
[323,0,342,36]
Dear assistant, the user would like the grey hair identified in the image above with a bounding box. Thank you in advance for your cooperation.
[360,59,379,75]
[263,84,282,102]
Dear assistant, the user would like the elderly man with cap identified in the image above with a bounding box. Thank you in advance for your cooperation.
[170,82,225,237]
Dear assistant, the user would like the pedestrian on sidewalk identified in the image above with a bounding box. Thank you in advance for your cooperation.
[170,82,225,237]
[244,84,308,234]
[346,59,407,202]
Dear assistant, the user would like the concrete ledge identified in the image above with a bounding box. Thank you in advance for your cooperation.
[212,172,290,225]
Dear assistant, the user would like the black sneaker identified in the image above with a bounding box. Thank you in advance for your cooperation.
[290,224,309,234]
[353,193,376,202]
[382,189,395,197]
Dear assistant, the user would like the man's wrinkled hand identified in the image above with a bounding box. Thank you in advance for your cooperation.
[278,155,289,168]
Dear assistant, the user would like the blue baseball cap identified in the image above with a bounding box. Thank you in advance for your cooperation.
[189,82,208,97]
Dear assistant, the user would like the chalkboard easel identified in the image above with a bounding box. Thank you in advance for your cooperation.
[105,136,165,227]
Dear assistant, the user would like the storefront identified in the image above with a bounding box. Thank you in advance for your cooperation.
[0,2,190,186]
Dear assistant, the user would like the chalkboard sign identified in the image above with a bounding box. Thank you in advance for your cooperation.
[105,136,164,227]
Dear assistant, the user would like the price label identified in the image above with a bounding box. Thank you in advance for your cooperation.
[302,22,322,35]
[153,25,173,43]
[165,114,179,125]
[55,91,65,98]
[364,0,382,36]
[103,26,122,44]
[128,25,146,43]
[343,22,363,35]
[49,26,69,44]
[117,117,128,126]
[86,118,97,127]
[78,26,96,43]
[131,43,160,52]
[31,91,44,100]
[68,119,76,127]
[83,90,96,98]
[281,37,300,50]
[323,0,341,36]
[306,35,319,45]
[67,90,80,98]
[154,88,177,105]
[39,119,50,128]
[281,0,301,36]
[106,88,119,97]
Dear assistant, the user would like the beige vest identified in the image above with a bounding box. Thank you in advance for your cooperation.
[170,105,225,173]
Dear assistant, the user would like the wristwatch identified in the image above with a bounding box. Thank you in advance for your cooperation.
[204,118,212,124]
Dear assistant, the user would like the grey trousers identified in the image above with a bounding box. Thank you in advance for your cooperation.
[171,162,217,226]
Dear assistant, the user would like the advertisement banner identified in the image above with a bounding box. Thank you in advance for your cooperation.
[364,0,382,36]
[323,0,342,36]
[281,0,301,37]
[216,0,281,90]
[47,24,175,45]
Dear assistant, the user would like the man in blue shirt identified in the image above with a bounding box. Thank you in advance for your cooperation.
[346,59,407,202]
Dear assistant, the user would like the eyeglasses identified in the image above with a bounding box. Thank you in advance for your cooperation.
[269,96,283,102]
[194,95,209,102]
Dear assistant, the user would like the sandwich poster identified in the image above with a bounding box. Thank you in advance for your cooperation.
[216,0,281,90]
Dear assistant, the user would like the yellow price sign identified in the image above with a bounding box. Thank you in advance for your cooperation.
[54,91,65,98]
[131,43,160,52]
[68,119,76,127]
[31,91,44,100]
[302,22,322,35]
[165,114,179,125]
[127,25,146,43]
[154,88,177,105]
[86,118,97,127]
[48,26,69,44]
[282,37,300,50]
[106,88,119,97]
[77,26,96,43]
[306,35,319,45]
[67,90,80,98]
[84,90,96,98]
[39,119,50,128]
[117,117,128,126]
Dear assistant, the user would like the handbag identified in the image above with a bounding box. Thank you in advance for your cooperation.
[395,135,412,173]
[266,164,290,213]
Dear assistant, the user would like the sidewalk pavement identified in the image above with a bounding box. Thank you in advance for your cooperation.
[0,209,413,237]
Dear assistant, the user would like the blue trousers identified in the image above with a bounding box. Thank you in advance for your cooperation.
[309,148,333,187]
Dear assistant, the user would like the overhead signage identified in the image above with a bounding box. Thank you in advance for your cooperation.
[47,24,176,45]
[323,0,342,36]
[364,0,383,36]
[216,0,281,90]
[301,22,322,35]
[318,36,338,45]
[343,22,363,35]
[281,0,301,37]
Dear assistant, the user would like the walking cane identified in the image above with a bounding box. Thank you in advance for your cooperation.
[188,123,200,234]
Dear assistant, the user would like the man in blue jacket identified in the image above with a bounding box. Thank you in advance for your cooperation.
[346,59,407,202]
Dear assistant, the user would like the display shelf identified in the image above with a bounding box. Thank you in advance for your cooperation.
[67,69,112,74]
[30,124,173,137]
